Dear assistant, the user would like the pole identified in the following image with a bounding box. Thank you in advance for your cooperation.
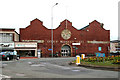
[51,7,53,57]
[75,46,76,56]
[74,38,77,56]
[51,3,58,57]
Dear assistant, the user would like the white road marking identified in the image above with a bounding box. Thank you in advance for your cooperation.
[46,63,71,69]
[72,70,80,72]
[16,73,25,77]
[0,74,11,78]
[28,62,33,65]
[31,64,45,67]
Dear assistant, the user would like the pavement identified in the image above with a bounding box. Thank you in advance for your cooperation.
[0,57,119,78]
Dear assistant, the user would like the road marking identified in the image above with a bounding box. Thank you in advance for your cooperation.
[31,64,45,67]
[47,63,71,69]
[16,73,25,77]
[0,74,11,78]
[28,62,33,65]
[72,70,80,72]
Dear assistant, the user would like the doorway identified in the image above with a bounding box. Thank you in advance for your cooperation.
[61,45,71,57]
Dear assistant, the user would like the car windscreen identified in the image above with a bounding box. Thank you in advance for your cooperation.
[0,52,5,55]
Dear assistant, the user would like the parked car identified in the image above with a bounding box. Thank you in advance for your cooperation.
[0,52,20,61]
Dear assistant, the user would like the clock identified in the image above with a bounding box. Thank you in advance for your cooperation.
[61,29,71,40]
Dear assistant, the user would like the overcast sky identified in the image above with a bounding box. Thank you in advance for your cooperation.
[0,0,119,40]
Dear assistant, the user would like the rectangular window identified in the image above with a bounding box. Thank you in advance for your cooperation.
[0,33,13,42]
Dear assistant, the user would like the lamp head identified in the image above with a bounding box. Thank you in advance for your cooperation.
[56,3,58,5]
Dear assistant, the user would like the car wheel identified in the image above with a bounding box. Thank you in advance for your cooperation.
[7,57,10,61]
[16,57,20,60]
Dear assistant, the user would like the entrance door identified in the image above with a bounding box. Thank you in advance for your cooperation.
[61,45,71,57]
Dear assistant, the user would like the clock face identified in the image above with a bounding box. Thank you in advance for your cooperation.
[61,29,71,40]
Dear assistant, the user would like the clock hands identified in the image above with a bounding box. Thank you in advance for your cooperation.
[61,29,71,40]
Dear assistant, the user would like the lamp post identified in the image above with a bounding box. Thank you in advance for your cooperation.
[74,38,77,56]
[51,3,58,57]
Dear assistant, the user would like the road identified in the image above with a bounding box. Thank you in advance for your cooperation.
[0,57,119,78]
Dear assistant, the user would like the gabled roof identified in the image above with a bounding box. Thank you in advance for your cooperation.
[30,18,43,24]
[22,18,105,31]
[79,25,89,30]
[79,20,104,30]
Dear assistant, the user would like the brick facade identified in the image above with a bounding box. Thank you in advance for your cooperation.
[20,19,110,57]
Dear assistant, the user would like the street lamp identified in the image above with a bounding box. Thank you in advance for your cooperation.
[51,3,58,57]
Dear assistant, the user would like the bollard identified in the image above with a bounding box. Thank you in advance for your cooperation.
[76,55,80,65]
[81,54,85,59]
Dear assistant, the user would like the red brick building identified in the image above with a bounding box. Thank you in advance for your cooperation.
[20,19,110,57]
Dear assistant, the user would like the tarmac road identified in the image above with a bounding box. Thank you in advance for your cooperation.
[1,57,119,78]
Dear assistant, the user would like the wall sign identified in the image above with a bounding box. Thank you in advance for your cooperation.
[87,41,109,44]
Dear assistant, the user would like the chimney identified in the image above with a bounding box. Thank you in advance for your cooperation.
[101,23,104,28]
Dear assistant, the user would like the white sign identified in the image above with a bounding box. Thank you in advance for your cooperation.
[0,43,14,48]
[16,44,36,47]
[72,43,80,45]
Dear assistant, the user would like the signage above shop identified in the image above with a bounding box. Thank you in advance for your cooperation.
[22,40,44,43]
[0,44,10,47]
[15,44,37,47]
[0,43,14,48]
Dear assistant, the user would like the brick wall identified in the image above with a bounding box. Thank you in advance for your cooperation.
[20,19,110,57]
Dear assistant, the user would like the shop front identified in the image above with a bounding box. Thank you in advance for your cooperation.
[14,42,37,57]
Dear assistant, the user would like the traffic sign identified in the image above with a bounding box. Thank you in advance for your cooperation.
[48,49,52,51]
[76,48,78,49]
[73,46,76,48]
[37,49,41,52]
